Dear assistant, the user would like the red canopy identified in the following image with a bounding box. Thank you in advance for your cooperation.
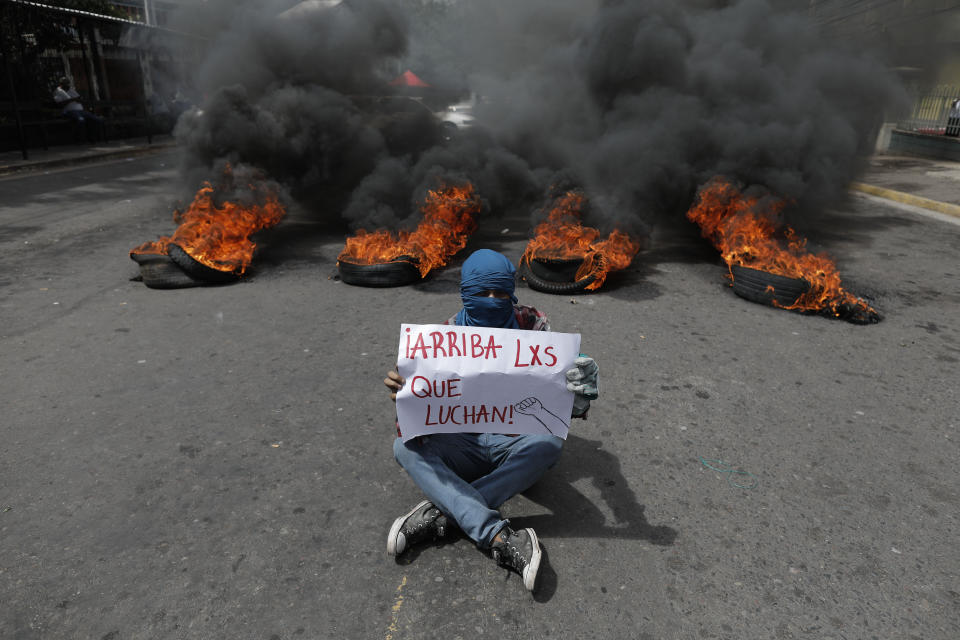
[389,70,431,88]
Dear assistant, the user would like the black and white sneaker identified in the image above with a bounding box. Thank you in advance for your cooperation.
[490,527,542,591]
[386,500,448,556]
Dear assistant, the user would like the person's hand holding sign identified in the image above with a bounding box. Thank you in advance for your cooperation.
[384,370,405,401]
[565,355,599,418]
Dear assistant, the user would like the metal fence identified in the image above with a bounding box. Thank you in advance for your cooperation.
[897,85,960,134]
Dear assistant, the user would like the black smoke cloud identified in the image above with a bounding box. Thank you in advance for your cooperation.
[450,0,906,228]
[168,0,906,234]
[170,0,415,215]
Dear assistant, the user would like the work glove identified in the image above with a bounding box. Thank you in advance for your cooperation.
[566,355,599,418]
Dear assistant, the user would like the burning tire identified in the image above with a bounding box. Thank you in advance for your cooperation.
[528,257,585,283]
[338,257,422,287]
[519,255,599,294]
[130,251,165,266]
[131,253,202,289]
[730,265,810,307]
[168,243,241,284]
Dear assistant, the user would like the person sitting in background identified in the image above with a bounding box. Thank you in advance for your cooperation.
[53,77,105,143]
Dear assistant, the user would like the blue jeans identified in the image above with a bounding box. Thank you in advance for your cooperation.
[393,433,563,548]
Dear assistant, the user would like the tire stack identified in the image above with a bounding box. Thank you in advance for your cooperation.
[167,244,241,284]
[730,265,882,324]
[730,265,809,307]
[130,251,200,289]
[518,255,600,294]
[130,244,241,289]
[337,257,422,287]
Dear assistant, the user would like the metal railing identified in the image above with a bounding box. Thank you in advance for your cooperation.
[897,85,960,134]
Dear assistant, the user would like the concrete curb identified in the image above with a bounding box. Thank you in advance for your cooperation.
[0,141,177,178]
[849,182,960,220]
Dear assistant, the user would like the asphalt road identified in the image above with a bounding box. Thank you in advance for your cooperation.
[1,152,959,640]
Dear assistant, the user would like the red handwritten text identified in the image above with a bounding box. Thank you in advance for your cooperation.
[512,339,558,368]
[424,403,515,426]
[405,327,503,360]
[409,376,462,399]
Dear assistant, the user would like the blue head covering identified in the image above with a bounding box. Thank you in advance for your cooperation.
[454,249,519,329]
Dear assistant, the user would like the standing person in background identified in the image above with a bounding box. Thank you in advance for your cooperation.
[383,249,600,592]
[53,77,105,143]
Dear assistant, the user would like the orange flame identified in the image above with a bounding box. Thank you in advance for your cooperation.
[130,174,285,275]
[338,183,481,277]
[686,177,877,319]
[521,191,641,290]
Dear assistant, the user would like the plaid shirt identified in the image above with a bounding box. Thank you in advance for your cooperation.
[443,304,551,331]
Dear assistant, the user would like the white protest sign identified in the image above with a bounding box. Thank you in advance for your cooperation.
[396,323,581,442]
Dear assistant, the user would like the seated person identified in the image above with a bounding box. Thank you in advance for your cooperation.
[383,249,599,592]
[53,77,105,142]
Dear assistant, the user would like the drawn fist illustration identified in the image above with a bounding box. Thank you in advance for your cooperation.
[513,397,568,435]
[514,397,544,415]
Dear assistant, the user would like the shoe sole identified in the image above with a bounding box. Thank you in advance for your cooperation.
[521,528,542,591]
[386,499,433,556]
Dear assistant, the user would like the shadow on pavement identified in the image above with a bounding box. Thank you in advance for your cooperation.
[531,543,558,602]
[390,434,675,603]
[517,434,678,546]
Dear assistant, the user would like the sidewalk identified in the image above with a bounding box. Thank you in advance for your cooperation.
[850,154,960,222]
[2,138,959,222]
[0,134,177,177]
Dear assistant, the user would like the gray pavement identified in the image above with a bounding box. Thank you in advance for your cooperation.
[859,155,960,208]
[0,135,177,178]
[1,146,959,639]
